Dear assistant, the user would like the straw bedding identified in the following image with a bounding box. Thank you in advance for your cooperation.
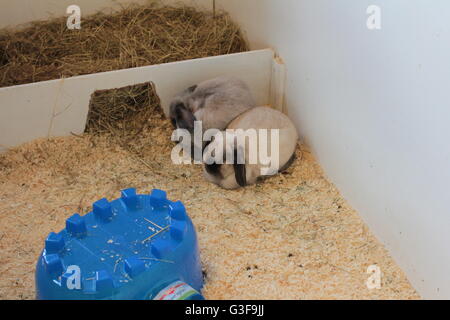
[0,2,419,299]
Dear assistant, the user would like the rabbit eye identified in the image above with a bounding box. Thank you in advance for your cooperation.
[174,103,187,116]
[172,103,196,132]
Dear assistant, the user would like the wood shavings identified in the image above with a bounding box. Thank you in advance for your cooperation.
[0,127,420,299]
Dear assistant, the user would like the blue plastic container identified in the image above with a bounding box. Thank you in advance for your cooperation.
[35,189,204,300]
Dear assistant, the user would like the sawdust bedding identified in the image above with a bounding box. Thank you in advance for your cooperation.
[0,112,420,300]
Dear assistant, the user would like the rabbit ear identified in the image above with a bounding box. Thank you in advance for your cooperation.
[233,147,247,187]
[187,85,198,93]
[172,102,196,133]
[278,153,296,173]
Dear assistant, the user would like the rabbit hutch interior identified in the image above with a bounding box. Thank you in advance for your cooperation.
[1,0,448,300]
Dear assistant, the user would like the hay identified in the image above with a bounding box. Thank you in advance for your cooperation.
[84,82,171,170]
[0,2,248,88]
[85,82,161,138]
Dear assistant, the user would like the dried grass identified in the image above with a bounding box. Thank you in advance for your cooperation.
[0,2,248,88]
[85,82,160,137]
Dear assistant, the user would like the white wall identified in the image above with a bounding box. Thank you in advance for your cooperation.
[0,50,276,152]
[216,0,450,299]
[1,0,449,298]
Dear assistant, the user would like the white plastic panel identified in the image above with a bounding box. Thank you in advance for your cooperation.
[0,49,276,152]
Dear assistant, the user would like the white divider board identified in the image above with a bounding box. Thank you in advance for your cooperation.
[0,49,281,153]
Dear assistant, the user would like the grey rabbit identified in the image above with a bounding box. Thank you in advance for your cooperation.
[169,76,256,133]
[203,106,298,190]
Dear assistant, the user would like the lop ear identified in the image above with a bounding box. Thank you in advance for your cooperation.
[172,102,196,133]
[233,147,247,187]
